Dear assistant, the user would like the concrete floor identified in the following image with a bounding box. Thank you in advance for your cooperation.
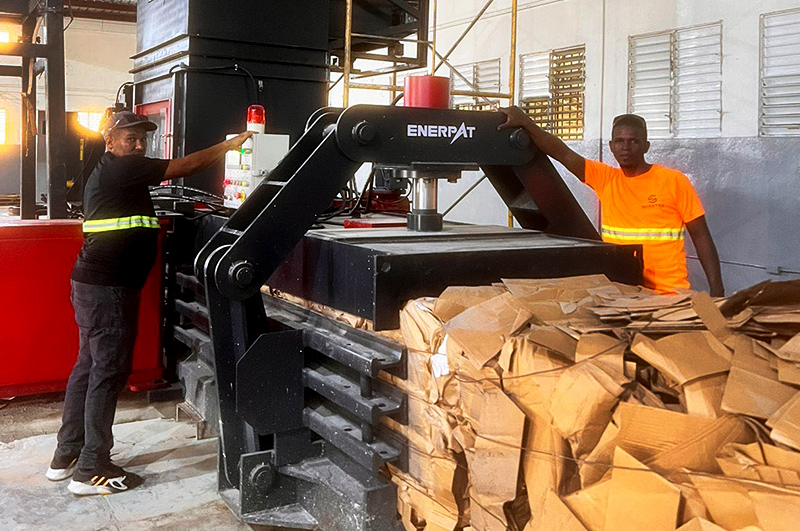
[0,392,276,531]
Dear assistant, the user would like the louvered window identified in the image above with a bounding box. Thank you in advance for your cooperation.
[519,46,585,140]
[629,23,722,138]
[450,59,501,111]
[760,9,800,136]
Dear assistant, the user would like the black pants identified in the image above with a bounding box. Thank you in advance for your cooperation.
[54,280,140,472]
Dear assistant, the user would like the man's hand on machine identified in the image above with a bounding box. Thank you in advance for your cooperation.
[164,131,256,180]
[225,131,256,150]
[497,106,533,131]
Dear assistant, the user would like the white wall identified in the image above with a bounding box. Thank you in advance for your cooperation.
[64,18,136,114]
[343,0,800,139]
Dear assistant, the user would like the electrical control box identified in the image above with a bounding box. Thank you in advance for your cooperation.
[223,133,290,209]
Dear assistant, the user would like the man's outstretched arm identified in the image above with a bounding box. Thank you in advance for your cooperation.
[164,131,254,180]
[498,106,586,182]
[686,215,725,297]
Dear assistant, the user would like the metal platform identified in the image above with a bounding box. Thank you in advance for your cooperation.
[268,222,642,330]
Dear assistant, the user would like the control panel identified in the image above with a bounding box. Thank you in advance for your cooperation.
[224,133,290,209]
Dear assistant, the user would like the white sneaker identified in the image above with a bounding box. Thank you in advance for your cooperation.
[45,457,78,481]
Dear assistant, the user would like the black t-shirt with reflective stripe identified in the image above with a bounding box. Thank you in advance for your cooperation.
[71,152,169,288]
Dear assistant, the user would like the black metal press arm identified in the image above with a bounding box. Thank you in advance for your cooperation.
[192,104,601,529]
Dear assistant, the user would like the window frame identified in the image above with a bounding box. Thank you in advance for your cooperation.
[628,21,723,139]
[519,45,586,141]
[759,7,800,137]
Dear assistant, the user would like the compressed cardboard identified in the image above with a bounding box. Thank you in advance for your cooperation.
[521,414,570,531]
[463,385,526,531]
[631,332,731,386]
[601,403,751,476]
[445,292,533,368]
[778,333,800,362]
[533,490,588,531]
[721,336,798,419]
[777,359,800,386]
[580,420,620,488]
[525,326,579,361]
[676,517,728,531]
[690,475,761,530]
[720,280,800,316]
[768,391,800,451]
[675,483,710,525]
[392,468,460,531]
[574,331,623,357]
[550,358,628,459]
[383,276,800,531]
[502,274,612,300]
[717,441,800,486]
[433,285,506,323]
[603,448,681,531]
[749,491,800,531]
[563,479,612,531]
[692,292,732,341]
[684,373,728,418]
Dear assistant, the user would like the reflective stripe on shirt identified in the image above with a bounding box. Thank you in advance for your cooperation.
[601,225,685,242]
[83,215,159,233]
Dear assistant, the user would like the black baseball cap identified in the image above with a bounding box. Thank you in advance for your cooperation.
[102,111,157,138]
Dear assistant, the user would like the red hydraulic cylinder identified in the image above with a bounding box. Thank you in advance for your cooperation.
[403,75,451,109]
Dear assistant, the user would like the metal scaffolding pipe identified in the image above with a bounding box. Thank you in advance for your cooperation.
[432,0,495,75]
[343,0,353,107]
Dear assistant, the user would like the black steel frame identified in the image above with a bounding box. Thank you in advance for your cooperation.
[0,0,67,219]
[193,104,616,529]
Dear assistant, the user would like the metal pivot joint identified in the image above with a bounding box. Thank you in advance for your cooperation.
[352,120,376,145]
[230,261,254,287]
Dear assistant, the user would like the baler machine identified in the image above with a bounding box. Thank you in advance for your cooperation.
[191,103,642,530]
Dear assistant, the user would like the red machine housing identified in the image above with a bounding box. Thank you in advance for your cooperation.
[0,220,164,398]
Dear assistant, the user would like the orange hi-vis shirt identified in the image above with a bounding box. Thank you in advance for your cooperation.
[584,159,706,293]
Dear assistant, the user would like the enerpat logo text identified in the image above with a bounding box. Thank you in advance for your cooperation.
[407,122,476,145]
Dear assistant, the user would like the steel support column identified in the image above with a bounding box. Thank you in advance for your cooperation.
[20,16,37,219]
[44,0,67,219]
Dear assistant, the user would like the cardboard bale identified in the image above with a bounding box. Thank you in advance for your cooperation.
[684,373,728,418]
[563,479,612,531]
[767,391,800,451]
[433,286,507,323]
[391,465,461,531]
[462,384,526,531]
[721,336,798,420]
[778,333,800,363]
[716,441,800,487]
[583,403,752,480]
[749,491,800,531]
[604,448,681,531]
[527,490,588,531]
[631,331,731,386]
[549,357,629,459]
[445,292,533,369]
[676,518,728,531]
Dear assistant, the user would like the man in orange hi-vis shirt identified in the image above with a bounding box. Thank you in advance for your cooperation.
[498,107,724,296]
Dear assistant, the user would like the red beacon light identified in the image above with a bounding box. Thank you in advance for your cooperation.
[246,104,266,133]
[403,75,451,109]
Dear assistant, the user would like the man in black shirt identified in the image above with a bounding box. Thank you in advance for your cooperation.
[45,111,253,495]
